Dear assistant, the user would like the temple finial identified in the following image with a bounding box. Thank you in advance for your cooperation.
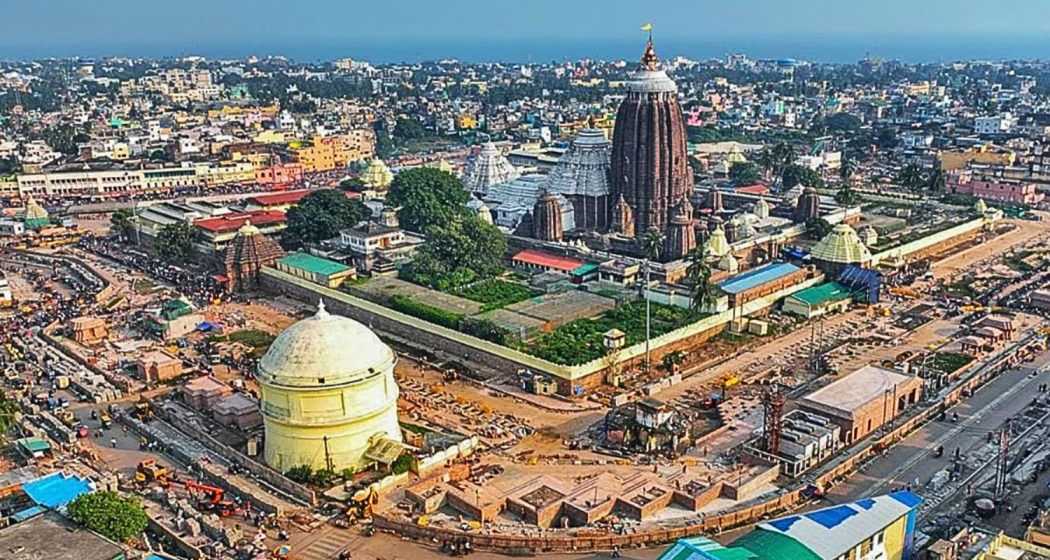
[316,299,329,318]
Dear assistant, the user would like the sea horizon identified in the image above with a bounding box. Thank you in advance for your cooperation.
[3,33,1050,65]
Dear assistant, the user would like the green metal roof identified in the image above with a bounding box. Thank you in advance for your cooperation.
[731,528,822,560]
[278,252,351,277]
[788,282,852,307]
[16,437,51,454]
[658,537,758,560]
[571,263,599,277]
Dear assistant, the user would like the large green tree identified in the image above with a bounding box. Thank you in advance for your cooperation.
[408,214,507,290]
[110,208,136,241]
[806,217,833,240]
[283,189,370,248]
[393,117,428,141]
[896,164,926,192]
[782,164,824,190]
[729,162,762,186]
[155,221,196,263]
[386,168,469,233]
[67,491,149,543]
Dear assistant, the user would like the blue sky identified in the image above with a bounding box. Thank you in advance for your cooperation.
[3,0,1050,61]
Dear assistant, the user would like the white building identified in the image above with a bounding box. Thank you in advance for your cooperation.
[975,113,1015,135]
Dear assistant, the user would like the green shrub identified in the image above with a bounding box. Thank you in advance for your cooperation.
[67,491,148,543]
[388,294,464,330]
[457,279,539,310]
[391,454,412,475]
[461,317,512,345]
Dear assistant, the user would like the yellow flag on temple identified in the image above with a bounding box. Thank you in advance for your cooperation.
[641,23,654,33]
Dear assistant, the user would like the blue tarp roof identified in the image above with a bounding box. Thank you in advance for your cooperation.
[718,262,801,295]
[22,473,92,510]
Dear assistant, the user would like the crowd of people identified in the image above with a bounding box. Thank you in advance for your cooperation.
[76,234,228,308]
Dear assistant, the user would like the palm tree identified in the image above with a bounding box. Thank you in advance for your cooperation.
[926,166,946,193]
[771,142,796,190]
[685,243,715,314]
[896,164,925,192]
[756,149,778,182]
[641,229,663,262]
[0,393,19,443]
[839,156,856,185]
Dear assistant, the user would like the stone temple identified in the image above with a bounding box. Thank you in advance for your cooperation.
[546,128,612,230]
[609,35,693,238]
[258,301,403,472]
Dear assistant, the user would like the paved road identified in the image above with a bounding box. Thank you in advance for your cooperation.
[828,350,1050,506]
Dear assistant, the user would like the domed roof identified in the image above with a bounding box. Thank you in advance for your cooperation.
[810,223,872,264]
[626,38,678,94]
[705,224,731,258]
[258,301,395,388]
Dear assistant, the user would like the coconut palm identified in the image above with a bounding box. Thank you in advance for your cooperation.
[839,156,856,185]
[685,243,716,314]
[756,148,778,182]
[926,166,946,192]
[896,164,926,192]
[641,229,663,262]
[0,393,18,443]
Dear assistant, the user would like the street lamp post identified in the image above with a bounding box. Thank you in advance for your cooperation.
[645,256,651,374]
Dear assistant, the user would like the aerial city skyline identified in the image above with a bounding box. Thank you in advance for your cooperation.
[2,3,1050,560]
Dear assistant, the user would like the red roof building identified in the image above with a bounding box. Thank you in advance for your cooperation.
[735,183,771,196]
[243,189,313,212]
[511,249,584,274]
[194,210,287,253]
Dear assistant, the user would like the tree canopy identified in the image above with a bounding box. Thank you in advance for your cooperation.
[110,208,136,241]
[806,217,833,240]
[729,162,762,186]
[155,221,196,263]
[386,168,469,233]
[782,164,824,190]
[283,189,370,248]
[393,117,429,141]
[405,214,507,290]
[0,393,17,443]
[67,491,149,543]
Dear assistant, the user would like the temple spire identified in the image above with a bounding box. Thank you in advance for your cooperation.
[640,23,658,71]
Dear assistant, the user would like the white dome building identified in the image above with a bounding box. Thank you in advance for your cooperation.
[258,302,402,472]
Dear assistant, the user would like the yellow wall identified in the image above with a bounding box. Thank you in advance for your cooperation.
[261,364,401,472]
[882,515,908,560]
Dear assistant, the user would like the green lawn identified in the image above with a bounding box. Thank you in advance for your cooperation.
[211,329,275,357]
[525,302,700,366]
[457,279,540,311]
[926,351,974,375]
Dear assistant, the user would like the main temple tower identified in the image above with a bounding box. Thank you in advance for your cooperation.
[609,33,693,238]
